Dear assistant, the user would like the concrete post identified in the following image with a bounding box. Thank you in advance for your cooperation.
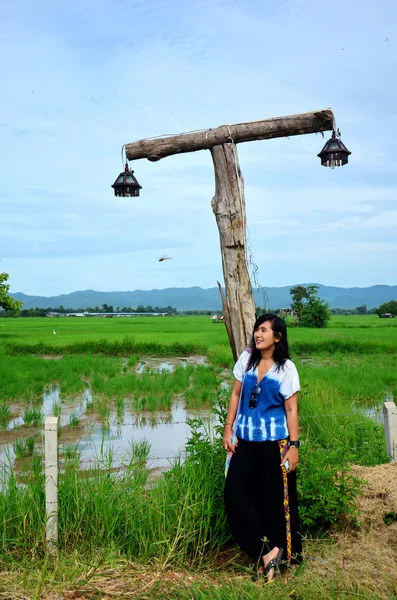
[383,401,397,462]
[45,416,58,555]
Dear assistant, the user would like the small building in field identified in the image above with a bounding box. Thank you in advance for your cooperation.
[211,315,224,323]
[379,313,395,318]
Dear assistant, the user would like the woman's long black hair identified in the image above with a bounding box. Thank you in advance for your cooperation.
[246,313,290,372]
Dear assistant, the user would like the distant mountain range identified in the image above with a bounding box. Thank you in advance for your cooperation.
[10,284,397,311]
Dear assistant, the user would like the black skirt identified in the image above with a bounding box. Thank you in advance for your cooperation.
[224,437,302,563]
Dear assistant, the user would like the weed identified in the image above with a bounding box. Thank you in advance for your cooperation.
[22,406,43,428]
[13,436,36,458]
[52,401,61,418]
[69,412,80,427]
[0,402,11,429]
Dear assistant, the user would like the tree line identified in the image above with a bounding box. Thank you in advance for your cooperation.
[1,271,396,326]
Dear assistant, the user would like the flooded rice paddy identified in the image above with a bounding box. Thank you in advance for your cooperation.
[0,356,224,476]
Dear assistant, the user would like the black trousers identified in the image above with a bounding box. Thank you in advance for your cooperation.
[224,438,302,563]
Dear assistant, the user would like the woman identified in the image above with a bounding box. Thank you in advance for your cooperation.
[223,313,302,580]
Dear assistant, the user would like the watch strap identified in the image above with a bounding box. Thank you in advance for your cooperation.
[289,440,300,448]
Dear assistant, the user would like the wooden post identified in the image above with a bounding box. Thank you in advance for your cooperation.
[45,416,58,555]
[383,401,397,461]
[211,144,255,359]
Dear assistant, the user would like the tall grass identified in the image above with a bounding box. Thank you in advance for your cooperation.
[0,407,365,569]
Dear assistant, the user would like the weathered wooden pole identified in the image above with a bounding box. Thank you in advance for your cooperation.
[211,143,255,360]
[123,109,335,358]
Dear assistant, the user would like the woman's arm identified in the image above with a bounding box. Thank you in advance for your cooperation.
[222,378,242,453]
[282,392,299,471]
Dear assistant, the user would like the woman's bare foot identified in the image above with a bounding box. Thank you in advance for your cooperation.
[262,546,280,581]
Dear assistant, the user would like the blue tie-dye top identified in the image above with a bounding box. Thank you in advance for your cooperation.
[233,349,300,442]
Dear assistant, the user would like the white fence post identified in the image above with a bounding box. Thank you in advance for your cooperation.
[383,401,397,462]
[45,416,58,555]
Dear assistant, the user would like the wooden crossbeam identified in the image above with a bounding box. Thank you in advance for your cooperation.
[125,109,334,162]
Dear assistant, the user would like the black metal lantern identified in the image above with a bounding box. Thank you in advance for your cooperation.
[317,132,351,169]
[112,163,142,197]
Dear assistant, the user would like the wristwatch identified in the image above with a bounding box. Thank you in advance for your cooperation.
[289,440,300,448]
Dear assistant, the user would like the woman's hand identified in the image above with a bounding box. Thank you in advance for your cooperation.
[281,446,299,471]
[223,424,238,453]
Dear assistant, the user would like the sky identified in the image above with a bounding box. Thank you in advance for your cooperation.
[1,0,396,296]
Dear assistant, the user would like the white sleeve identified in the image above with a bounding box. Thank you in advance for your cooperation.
[232,349,251,382]
[280,360,300,400]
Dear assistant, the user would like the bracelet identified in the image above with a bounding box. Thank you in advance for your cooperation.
[225,421,233,427]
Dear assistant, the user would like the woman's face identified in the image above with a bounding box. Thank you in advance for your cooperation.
[253,321,278,352]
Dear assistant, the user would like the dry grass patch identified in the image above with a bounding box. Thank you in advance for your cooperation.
[300,462,397,598]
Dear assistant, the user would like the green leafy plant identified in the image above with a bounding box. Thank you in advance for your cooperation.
[297,445,363,531]
[290,285,331,328]
[0,271,23,313]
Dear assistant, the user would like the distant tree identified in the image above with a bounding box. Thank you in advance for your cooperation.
[355,304,367,315]
[20,307,47,317]
[290,285,331,328]
[376,300,397,317]
[0,271,22,313]
[289,285,308,318]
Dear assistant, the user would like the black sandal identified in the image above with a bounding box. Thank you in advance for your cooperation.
[264,547,284,580]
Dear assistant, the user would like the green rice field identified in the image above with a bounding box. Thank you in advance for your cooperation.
[0,314,396,598]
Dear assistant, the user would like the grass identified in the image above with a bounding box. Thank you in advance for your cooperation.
[68,412,80,427]
[0,403,11,429]
[1,315,397,360]
[0,314,396,599]
[2,550,396,600]
[22,406,44,428]
[13,436,35,459]
[0,430,395,599]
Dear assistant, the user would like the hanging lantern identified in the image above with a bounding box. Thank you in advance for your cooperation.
[111,163,142,197]
[317,132,351,169]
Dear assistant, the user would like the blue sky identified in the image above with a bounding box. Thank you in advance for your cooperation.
[1,0,396,296]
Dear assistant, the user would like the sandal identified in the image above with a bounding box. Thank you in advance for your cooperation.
[264,547,284,580]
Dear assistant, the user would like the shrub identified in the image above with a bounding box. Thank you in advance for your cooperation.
[297,445,362,531]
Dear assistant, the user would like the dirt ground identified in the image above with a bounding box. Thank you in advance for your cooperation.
[301,461,397,597]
